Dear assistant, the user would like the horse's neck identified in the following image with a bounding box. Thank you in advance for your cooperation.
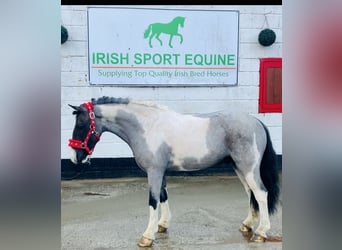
[98,103,162,144]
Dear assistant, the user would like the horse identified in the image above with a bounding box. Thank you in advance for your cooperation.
[68,96,280,247]
[144,16,185,48]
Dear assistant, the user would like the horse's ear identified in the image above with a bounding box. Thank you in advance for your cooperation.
[68,104,80,110]
[69,104,84,115]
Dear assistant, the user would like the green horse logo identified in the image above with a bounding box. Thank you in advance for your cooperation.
[144,16,185,48]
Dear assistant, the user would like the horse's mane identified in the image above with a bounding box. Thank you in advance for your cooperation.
[91,96,130,105]
[91,96,169,111]
[173,16,185,23]
[131,100,169,111]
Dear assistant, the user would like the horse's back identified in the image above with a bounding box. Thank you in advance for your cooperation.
[196,110,262,135]
[145,109,265,171]
[215,111,263,133]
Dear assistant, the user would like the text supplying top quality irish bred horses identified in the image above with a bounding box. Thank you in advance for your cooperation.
[68,96,280,247]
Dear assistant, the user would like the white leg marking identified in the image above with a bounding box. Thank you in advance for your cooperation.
[143,205,159,240]
[244,133,270,237]
[246,173,270,238]
[243,206,259,229]
[158,201,172,228]
[236,134,262,230]
[236,171,258,229]
[254,191,270,237]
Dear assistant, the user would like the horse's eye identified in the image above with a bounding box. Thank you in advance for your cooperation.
[76,113,88,126]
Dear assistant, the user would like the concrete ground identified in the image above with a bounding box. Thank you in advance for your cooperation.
[61,175,282,250]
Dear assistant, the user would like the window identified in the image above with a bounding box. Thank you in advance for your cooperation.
[259,58,282,113]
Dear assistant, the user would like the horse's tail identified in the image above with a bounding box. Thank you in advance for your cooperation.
[144,24,152,39]
[250,121,280,215]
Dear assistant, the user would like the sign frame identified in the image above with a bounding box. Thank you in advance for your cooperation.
[87,7,240,87]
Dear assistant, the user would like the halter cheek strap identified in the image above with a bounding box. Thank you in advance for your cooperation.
[68,102,101,155]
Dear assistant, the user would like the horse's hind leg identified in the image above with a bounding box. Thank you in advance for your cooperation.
[244,171,270,242]
[235,171,258,233]
[158,175,172,233]
[155,33,163,46]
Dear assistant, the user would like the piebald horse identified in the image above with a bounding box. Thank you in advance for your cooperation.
[68,96,280,247]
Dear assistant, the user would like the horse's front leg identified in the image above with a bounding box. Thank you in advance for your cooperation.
[158,175,171,233]
[178,33,183,44]
[138,171,164,247]
[149,33,156,48]
[168,35,174,48]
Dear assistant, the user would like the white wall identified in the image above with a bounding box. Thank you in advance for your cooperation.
[61,5,282,159]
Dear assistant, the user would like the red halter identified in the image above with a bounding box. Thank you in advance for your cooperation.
[68,102,100,155]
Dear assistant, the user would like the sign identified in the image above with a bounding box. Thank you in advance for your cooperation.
[88,7,239,86]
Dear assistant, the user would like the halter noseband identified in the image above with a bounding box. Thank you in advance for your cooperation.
[68,102,101,155]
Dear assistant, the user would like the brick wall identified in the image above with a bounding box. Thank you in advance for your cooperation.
[61,5,282,159]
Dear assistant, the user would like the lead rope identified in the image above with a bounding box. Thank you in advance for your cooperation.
[61,161,91,180]
[61,169,85,181]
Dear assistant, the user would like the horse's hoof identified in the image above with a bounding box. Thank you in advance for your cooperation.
[240,224,252,232]
[158,225,167,233]
[250,234,267,243]
[138,236,153,247]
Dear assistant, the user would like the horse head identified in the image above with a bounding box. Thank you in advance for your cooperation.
[68,102,101,165]
[174,16,185,28]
